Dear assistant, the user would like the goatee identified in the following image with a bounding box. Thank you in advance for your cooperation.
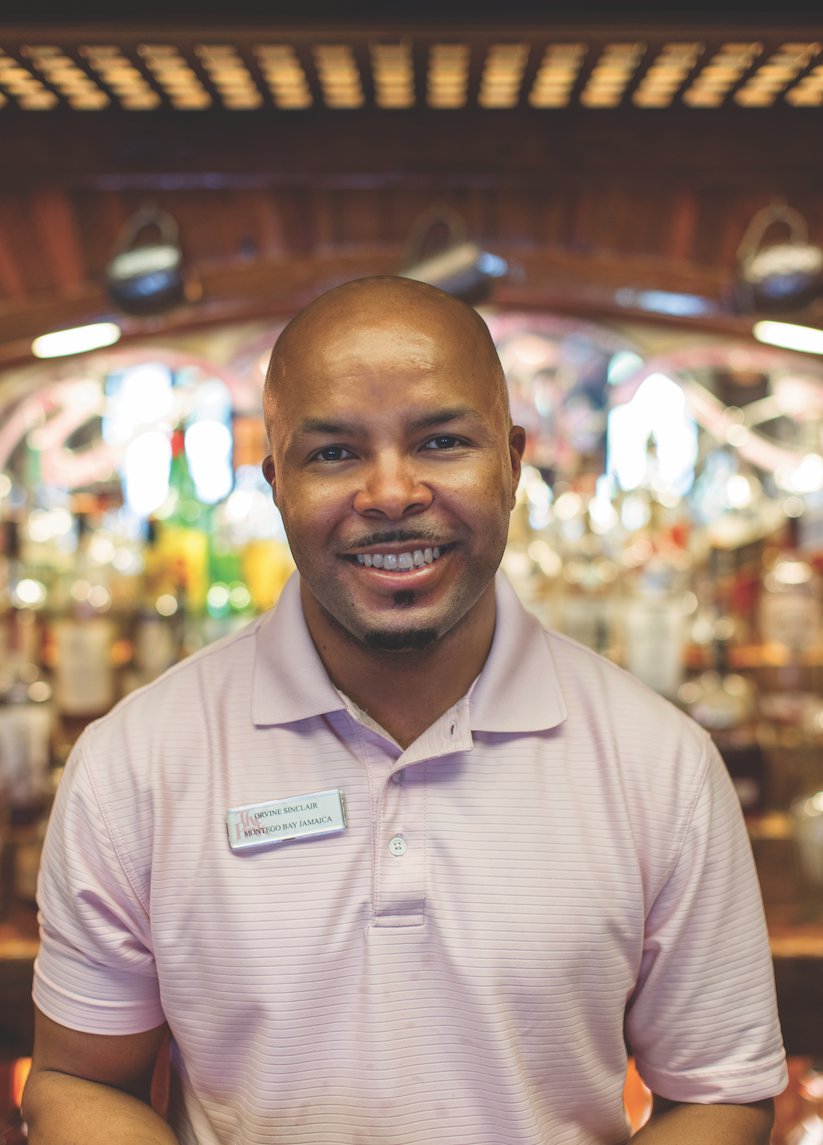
[363,627,439,652]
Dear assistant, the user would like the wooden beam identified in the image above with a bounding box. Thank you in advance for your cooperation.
[0,241,765,370]
[30,190,88,290]
[2,110,823,193]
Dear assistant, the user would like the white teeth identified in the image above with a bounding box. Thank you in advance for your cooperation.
[356,546,444,569]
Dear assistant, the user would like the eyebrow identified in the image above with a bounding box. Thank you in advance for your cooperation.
[297,417,361,437]
[408,406,481,431]
[295,406,481,438]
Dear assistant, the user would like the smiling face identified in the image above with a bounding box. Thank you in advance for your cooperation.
[263,277,525,662]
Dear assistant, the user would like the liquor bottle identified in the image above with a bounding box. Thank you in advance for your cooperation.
[501,484,561,630]
[51,509,117,728]
[791,788,823,922]
[0,517,48,680]
[622,553,690,698]
[127,518,185,690]
[220,463,296,614]
[680,631,765,816]
[759,516,822,660]
[0,517,22,689]
[554,489,619,656]
[157,429,210,616]
[0,518,56,915]
[679,548,767,814]
[757,513,823,810]
[618,491,694,698]
[0,519,54,810]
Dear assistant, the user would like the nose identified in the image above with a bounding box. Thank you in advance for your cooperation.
[353,453,433,520]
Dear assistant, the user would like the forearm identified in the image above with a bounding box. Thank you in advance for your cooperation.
[23,1070,179,1145]
[631,1098,774,1144]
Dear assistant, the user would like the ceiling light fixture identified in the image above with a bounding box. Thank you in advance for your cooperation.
[752,319,823,355]
[32,321,122,359]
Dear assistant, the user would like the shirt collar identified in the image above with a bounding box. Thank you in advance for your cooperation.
[252,573,346,726]
[468,572,567,733]
[253,570,567,734]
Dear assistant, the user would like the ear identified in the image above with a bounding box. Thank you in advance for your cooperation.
[262,454,278,504]
[508,425,527,508]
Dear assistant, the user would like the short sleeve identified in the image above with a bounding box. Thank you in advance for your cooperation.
[626,737,788,1103]
[32,735,164,1034]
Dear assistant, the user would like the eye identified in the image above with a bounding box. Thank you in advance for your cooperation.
[312,445,354,462]
[423,435,464,451]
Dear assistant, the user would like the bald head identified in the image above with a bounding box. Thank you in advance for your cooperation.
[258,273,526,664]
[263,276,508,433]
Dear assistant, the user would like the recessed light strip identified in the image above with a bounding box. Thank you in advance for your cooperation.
[753,320,823,355]
[32,322,122,359]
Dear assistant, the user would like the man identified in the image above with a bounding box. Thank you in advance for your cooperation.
[24,276,786,1144]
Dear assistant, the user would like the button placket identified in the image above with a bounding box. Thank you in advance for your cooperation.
[373,763,426,927]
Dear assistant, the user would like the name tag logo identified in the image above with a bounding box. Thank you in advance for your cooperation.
[226,788,347,852]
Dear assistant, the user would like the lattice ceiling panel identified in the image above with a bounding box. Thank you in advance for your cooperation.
[0,34,822,111]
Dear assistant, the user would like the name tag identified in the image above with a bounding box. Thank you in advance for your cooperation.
[226,788,347,852]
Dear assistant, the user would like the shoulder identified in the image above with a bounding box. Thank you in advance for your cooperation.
[541,626,718,833]
[548,625,708,748]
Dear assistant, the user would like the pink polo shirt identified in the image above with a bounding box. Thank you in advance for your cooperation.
[34,572,787,1145]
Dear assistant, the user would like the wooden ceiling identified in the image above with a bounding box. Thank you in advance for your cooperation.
[1,13,822,114]
[1,2,822,366]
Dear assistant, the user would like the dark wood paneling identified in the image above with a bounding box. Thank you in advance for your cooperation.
[0,14,820,361]
[2,110,823,192]
[30,190,87,290]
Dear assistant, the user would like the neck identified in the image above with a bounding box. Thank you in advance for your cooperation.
[303,586,497,749]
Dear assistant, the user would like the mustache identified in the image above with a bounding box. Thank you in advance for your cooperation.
[346,529,445,549]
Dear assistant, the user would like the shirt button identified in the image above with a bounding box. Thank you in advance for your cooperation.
[388,835,407,856]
